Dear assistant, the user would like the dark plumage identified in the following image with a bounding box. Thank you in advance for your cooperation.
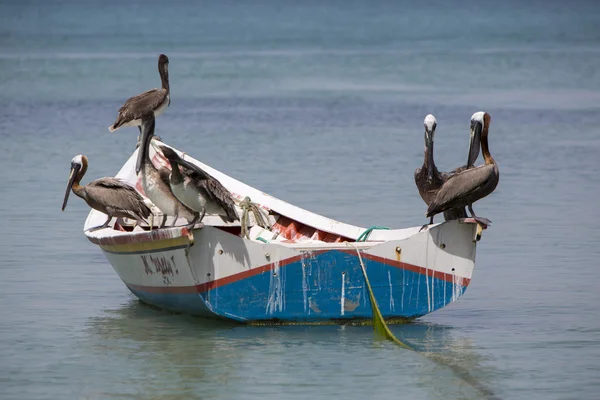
[159,146,239,223]
[136,114,197,228]
[426,112,499,219]
[414,114,470,226]
[109,54,170,133]
[62,155,151,231]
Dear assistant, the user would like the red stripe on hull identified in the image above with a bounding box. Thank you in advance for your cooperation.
[347,251,471,286]
[195,251,327,292]
[124,250,469,295]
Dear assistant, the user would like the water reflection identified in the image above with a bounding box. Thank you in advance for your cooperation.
[86,300,500,399]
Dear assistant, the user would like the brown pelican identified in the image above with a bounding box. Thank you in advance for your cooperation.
[136,114,197,228]
[108,54,170,138]
[415,114,481,228]
[414,114,446,225]
[426,112,499,221]
[157,145,240,224]
[62,155,151,231]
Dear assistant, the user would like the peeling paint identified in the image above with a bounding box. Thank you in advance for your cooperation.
[344,298,360,312]
[431,271,435,311]
[401,268,406,312]
[388,271,395,312]
[301,253,309,312]
[452,272,464,303]
[308,297,321,313]
[443,276,447,306]
[340,273,346,316]
[415,272,420,310]
[266,259,285,314]
[425,267,431,313]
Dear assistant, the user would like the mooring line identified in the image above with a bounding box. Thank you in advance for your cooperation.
[349,243,413,349]
[349,243,501,400]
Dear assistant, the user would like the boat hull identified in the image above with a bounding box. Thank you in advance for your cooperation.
[88,221,477,323]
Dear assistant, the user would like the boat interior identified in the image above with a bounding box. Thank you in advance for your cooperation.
[112,208,353,244]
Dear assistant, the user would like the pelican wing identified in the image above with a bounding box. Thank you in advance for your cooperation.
[111,89,167,128]
[91,177,130,189]
[88,178,151,219]
[426,164,496,216]
[447,164,470,176]
[176,158,239,222]
[197,177,239,222]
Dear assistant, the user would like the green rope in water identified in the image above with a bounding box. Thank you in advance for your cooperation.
[356,225,391,242]
[349,244,500,399]
[240,196,271,239]
[350,244,413,349]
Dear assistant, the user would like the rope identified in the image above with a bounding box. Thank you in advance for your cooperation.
[347,243,413,349]
[240,196,271,239]
[347,243,500,399]
[356,225,391,242]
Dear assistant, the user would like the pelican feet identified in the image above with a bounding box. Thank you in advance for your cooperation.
[159,214,167,228]
[87,216,112,232]
[472,216,492,226]
[419,216,434,232]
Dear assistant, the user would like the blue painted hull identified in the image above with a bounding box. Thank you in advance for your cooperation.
[127,250,467,322]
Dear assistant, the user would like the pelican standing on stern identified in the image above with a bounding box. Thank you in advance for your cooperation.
[426,112,499,222]
[157,145,240,224]
[109,54,170,140]
[62,155,151,231]
[414,114,479,227]
[136,113,196,228]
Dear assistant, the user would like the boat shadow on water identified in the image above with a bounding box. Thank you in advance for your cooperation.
[86,300,502,399]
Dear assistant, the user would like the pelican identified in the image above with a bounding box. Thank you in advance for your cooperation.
[414,114,481,227]
[426,112,499,221]
[62,155,151,231]
[109,54,171,138]
[414,114,446,223]
[136,114,197,228]
[157,145,239,224]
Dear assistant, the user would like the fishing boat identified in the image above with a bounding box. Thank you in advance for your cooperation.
[84,142,487,323]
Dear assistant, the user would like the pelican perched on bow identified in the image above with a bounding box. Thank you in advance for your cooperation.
[136,114,197,228]
[109,54,170,139]
[62,155,151,231]
[414,114,481,227]
[157,145,239,224]
[426,112,499,221]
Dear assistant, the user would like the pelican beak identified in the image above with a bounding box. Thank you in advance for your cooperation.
[467,121,482,167]
[426,129,434,181]
[62,164,80,211]
[136,117,155,174]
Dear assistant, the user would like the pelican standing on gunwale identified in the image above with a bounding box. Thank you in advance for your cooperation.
[414,114,481,226]
[109,54,171,137]
[62,155,151,231]
[136,113,197,228]
[426,112,499,221]
[158,145,240,224]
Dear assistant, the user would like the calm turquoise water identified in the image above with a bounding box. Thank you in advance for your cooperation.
[1,1,600,399]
